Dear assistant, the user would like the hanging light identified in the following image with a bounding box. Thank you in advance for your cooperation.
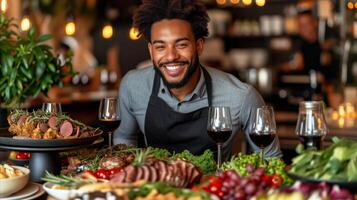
[20,16,31,31]
[242,0,252,6]
[102,23,113,39]
[230,0,239,4]
[347,1,354,10]
[129,27,140,40]
[256,0,266,7]
[65,19,76,35]
[216,0,226,6]
[0,0,7,13]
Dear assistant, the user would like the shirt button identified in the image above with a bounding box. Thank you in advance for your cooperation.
[178,103,182,107]
[161,89,165,93]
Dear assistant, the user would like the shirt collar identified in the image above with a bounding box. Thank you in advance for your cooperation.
[159,68,206,101]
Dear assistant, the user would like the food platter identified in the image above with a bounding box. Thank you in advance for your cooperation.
[0,128,102,148]
[288,172,357,191]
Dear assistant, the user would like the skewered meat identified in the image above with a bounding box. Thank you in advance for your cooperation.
[7,109,100,139]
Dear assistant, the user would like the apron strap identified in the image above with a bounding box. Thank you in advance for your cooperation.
[201,66,212,106]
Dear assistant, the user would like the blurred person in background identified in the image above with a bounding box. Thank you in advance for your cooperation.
[281,8,338,106]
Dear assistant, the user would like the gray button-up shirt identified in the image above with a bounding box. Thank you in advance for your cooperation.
[114,66,282,158]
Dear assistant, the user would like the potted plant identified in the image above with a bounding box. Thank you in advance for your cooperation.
[0,13,75,108]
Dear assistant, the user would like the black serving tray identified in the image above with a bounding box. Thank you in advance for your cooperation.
[0,128,102,148]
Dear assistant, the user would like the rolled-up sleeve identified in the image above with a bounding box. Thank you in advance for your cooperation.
[241,86,282,158]
[113,73,139,145]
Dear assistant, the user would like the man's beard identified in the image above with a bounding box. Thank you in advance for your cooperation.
[154,56,200,89]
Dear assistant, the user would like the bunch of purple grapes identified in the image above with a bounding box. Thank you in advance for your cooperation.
[217,168,268,200]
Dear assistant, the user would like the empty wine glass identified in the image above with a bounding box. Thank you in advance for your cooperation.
[296,101,328,150]
[42,102,62,114]
[207,106,232,169]
[98,97,121,147]
[249,105,276,164]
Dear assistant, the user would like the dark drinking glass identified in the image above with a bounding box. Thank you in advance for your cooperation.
[295,101,328,150]
[98,97,120,147]
[249,106,276,164]
[42,102,62,114]
[207,106,232,169]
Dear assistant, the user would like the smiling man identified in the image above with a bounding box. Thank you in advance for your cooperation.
[114,0,282,159]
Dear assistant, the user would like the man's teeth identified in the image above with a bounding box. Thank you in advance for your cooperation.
[166,66,179,70]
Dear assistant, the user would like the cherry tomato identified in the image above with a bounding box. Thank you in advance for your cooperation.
[261,174,272,186]
[202,175,223,196]
[16,152,30,160]
[271,174,283,187]
[108,168,122,176]
[95,169,110,180]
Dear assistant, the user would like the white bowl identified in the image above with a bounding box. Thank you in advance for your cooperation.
[0,166,30,197]
[43,182,79,200]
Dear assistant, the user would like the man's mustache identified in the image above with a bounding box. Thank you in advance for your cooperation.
[159,61,189,68]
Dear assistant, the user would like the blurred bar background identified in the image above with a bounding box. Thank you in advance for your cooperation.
[1,0,356,162]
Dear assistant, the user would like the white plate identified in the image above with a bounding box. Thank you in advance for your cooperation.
[23,183,45,200]
[0,182,38,200]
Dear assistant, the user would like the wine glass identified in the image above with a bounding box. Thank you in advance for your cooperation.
[98,97,121,147]
[249,105,276,164]
[207,106,232,169]
[295,101,328,150]
[42,102,62,114]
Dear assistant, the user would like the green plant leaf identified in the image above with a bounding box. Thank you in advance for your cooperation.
[28,27,35,40]
[35,61,46,79]
[20,66,32,79]
[48,63,55,72]
[37,34,52,43]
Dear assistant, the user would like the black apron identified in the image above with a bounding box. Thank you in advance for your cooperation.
[144,67,216,155]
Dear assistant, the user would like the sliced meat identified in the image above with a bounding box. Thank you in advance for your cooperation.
[157,160,168,182]
[148,165,158,182]
[59,120,74,137]
[165,164,174,185]
[48,116,58,129]
[176,160,188,187]
[135,166,143,181]
[39,123,49,132]
[124,165,137,183]
[141,165,150,182]
[190,167,202,184]
[186,163,196,186]
[79,131,90,138]
[17,115,28,125]
[110,171,126,183]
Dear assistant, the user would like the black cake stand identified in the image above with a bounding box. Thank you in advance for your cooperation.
[0,128,103,182]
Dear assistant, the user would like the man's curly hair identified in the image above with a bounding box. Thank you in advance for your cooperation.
[133,0,210,42]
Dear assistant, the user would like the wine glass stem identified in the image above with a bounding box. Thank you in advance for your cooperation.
[217,143,222,169]
[108,132,112,147]
[260,148,264,166]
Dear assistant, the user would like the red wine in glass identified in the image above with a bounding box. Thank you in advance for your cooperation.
[99,120,121,134]
[250,106,276,164]
[207,106,232,169]
[207,129,232,144]
[249,132,275,148]
[299,135,324,150]
[98,97,120,147]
